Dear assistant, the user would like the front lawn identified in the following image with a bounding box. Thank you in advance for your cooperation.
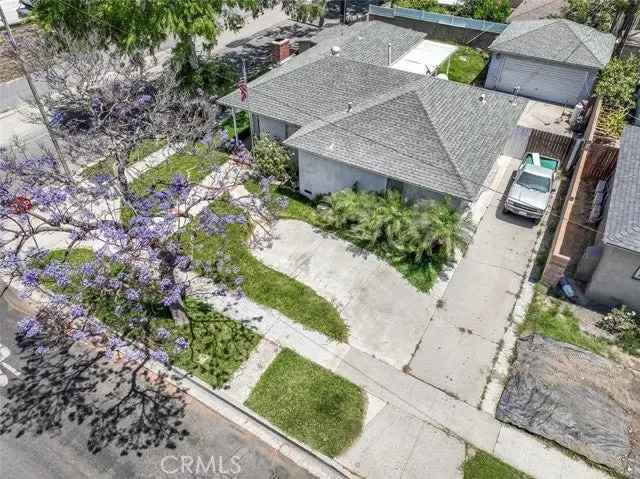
[463,451,530,479]
[439,47,489,85]
[121,144,228,223]
[518,288,610,356]
[182,201,347,341]
[243,179,319,225]
[245,349,365,457]
[37,248,260,388]
[82,139,167,178]
[220,111,250,139]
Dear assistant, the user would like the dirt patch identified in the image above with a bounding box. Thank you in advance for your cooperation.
[497,334,640,478]
[0,23,41,83]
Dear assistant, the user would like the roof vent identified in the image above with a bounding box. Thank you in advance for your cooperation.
[479,93,486,103]
[387,43,392,66]
[331,46,341,56]
[347,101,353,112]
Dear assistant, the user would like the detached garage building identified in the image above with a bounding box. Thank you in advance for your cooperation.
[485,19,615,106]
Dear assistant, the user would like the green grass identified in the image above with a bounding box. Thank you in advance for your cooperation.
[245,349,365,457]
[463,451,530,479]
[518,288,610,356]
[182,201,347,341]
[243,179,319,225]
[82,139,167,178]
[38,248,260,388]
[121,145,229,223]
[221,111,250,139]
[440,47,489,85]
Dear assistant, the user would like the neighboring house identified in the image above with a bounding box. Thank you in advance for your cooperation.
[485,19,615,106]
[508,0,567,22]
[586,126,640,312]
[219,21,526,208]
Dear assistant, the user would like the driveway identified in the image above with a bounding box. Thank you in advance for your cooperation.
[408,156,542,406]
[253,220,439,369]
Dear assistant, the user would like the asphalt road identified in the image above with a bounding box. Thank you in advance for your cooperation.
[0,298,316,479]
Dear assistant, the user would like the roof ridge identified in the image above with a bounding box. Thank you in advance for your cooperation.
[492,19,557,49]
[285,77,427,141]
[565,20,608,66]
[415,86,473,198]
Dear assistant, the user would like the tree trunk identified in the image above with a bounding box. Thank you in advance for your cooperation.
[158,248,189,327]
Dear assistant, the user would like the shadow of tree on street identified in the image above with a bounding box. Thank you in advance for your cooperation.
[0,337,189,457]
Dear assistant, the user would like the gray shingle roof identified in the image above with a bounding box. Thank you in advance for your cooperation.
[285,77,525,201]
[218,55,422,127]
[604,126,640,254]
[489,19,615,69]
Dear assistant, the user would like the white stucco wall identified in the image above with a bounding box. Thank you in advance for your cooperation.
[298,150,388,199]
[256,114,287,140]
[587,245,640,311]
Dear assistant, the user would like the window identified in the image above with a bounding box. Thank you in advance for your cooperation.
[516,172,552,193]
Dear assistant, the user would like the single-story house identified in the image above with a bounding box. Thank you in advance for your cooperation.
[485,19,615,106]
[219,21,527,208]
[586,126,640,311]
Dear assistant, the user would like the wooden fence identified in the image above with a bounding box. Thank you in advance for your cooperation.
[525,129,576,165]
[582,144,618,180]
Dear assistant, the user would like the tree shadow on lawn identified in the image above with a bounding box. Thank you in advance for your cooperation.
[0,336,189,457]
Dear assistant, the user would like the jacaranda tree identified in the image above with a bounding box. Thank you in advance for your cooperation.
[0,33,261,367]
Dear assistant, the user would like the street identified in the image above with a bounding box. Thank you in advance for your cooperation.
[0,296,315,479]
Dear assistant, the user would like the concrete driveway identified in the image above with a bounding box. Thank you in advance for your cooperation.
[252,220,440,369]
[408,157,542,406]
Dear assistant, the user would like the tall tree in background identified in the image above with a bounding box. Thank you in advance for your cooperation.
[33,0,270,87]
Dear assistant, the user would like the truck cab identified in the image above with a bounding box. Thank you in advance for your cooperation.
[503,152,558,220]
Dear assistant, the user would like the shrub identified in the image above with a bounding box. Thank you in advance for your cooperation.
[597,108,628,138]
[457,0,512,22]
[319,189,472,265]
[566,0,623,32]
[596,305,638,335]
[252,135,292,182]
[595,56,640,111]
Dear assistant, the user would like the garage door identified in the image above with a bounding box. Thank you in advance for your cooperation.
[497,56,589,106]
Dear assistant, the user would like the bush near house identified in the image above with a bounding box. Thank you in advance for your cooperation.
[596,305,640,355]
[251,135,292,183]
[245,349,365,457]
[392,0,449,13]
[566,0,621,33]
[318,189,473,292]
[594,56,640,138]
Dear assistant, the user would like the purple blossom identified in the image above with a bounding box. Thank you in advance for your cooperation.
[150,349,169,364]
[174,336,189,351]
[31,186,68,208]
[42,262,70,288]
[162,286,182,306]
[21,269,40,287]
[69,304,87,319]
[176,255,190,270]
[17,317,42,338]
[168,174,190,200]
[125,288,140,301]
[71,330,88,341]
[156,327,171,341]
[123,347,145,362]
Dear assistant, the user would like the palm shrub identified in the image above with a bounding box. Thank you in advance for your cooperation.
[595,56,640,111]
[319,190,472,266]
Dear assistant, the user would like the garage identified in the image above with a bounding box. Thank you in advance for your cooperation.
[484,19,614,106]
[493,55,592,106]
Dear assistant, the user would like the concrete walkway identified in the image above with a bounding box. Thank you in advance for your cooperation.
[252,220,438,369]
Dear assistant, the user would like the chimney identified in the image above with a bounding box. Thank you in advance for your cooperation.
[272,38,290,65]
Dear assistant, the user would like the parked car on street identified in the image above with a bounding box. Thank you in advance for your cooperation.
[503,152,558,220]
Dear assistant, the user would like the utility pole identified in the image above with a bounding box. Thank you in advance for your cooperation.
[0,5,71,176]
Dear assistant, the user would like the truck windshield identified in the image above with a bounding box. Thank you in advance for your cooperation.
[517,172,551,193]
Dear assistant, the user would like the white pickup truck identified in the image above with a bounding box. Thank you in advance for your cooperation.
[503,152,558,220]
